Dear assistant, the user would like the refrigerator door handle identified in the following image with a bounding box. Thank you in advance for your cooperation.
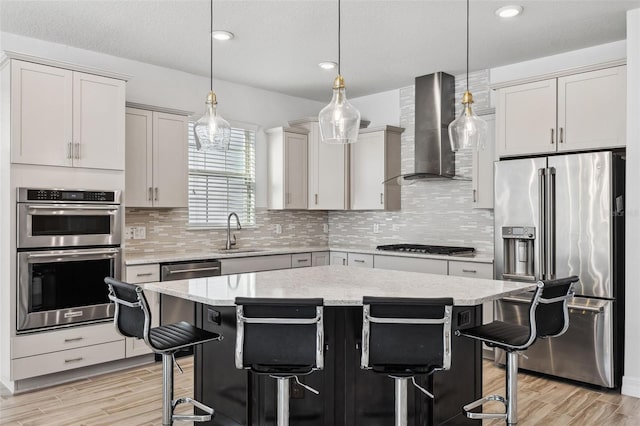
[538,168,547,280]
[546,167,556,279]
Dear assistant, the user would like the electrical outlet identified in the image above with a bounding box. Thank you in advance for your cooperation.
[124,226,134,240]
[132,226,146,239]
[275,224,282,234]
[323,224,329,233]
[373,224,380,233]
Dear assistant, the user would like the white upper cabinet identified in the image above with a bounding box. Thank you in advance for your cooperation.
[267,127,309,209]
[472,113,496,209]
[11,60,125,170]
[496,65,626,158]
[125,108,188,208]
[289,118,348,210]
[350,126,402,210]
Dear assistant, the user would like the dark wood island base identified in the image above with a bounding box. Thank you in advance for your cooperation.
[195,304,482,426]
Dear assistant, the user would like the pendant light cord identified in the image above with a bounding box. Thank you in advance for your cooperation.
[210,0,213,92]
[338,0,341,75]
[466,0,469,92]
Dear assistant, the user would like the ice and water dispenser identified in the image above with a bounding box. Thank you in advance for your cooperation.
[502,226,535,281]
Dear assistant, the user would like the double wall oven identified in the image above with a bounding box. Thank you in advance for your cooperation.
[17,188,123,333]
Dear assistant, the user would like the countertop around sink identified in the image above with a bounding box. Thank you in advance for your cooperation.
[124,245,493,266]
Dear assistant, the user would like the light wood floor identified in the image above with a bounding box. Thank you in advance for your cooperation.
[2,358,639,425]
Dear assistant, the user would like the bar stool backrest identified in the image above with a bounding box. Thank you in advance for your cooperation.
[530,276,578,340]
[235,297,324,374]
[105,277,151,343]
[361,297,453,374]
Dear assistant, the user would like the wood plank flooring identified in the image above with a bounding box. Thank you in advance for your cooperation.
[1,358,639,425]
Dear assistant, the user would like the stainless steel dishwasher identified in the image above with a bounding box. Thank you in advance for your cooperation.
[160,259,221,356]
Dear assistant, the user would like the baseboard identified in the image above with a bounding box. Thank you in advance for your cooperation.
[621,375,640,397]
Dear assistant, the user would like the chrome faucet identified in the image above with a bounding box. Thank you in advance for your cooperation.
[226,212,242,250]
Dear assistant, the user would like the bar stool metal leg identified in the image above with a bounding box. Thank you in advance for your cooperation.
[276,377,290,426]
[162,354,174,426]
[394,377,409,426]
[506,351,518,425]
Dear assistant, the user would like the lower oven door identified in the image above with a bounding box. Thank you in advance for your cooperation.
[494,294,615,388]
[17,247,122,332]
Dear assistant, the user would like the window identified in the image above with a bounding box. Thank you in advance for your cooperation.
[188,122,256,227]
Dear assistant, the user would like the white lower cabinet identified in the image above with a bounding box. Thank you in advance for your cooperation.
[330,252,348,266]
[347,253,374,268]
[124,264,160,357]
[311,251,330,266]
[374,255,448,274]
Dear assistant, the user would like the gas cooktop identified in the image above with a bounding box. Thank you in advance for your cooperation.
[376,244,475,256]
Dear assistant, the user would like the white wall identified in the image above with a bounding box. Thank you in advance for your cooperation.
[623,8,640,398]
[350,89,401,128]
[0,32,325,207]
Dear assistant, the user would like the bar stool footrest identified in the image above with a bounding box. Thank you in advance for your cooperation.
[463,394,507,420]
[171,397,215,422]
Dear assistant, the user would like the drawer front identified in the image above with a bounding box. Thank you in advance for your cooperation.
[221,254,292,275]
[12,340,125,380]
[291,253,312,268]
[12,322,123,359]
[348,253,373,268]
[448,261,493,279]
[125,264,160,283]
[374,255,448,274]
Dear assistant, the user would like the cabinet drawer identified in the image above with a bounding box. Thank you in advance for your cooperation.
[348,253,373,268]
[125,264,160,283]
[448,261,493,279]
[221,255,292,275]
[12,340,125,380]
[291,253,312,268]
[374,255,448,274]
[12,322,123,359]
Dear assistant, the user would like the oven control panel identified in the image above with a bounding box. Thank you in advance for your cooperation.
[19,188,120,203]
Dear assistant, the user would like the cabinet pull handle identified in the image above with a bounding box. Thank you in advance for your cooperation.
[353,259,365,263]
[315,194,318,205]
[342,259,346,265]
[380,193,384,205]
[148,187,153,201]
[67,142,73,159]
[286,193,290,205]
[73,142,80,159]
[462,269,477,273]
[297,259,309,262]
[473,189,477,203]
[154,187,158,201]
[64,337,83,343]
[550,128,555,144]
[559,127,564,143]
[64,357,83,363]
[136,272,153,277]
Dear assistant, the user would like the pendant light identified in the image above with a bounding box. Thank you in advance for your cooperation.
[318,0,361,144]
[194,0,231,151]
[448,0,487,151]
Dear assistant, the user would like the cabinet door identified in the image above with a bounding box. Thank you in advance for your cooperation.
[125,108,153,207]
[153,112,188,207]
[11,60,73,167]
[347,253,373,268]
[472,114,496,208]
[350,131,385,210]
[330,252,348,266]
[312,251,330,266]
[496,79,557,157]
[558,66,626,151]
[284,132,308,209]
[72,72,125,170]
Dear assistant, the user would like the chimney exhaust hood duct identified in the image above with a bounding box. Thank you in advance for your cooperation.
[398,72,456,182]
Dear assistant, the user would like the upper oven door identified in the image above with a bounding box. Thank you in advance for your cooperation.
[17,203,122,248]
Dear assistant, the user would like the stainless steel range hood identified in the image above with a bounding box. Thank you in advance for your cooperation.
[401,72,456,181]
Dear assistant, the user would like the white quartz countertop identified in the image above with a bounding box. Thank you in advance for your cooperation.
[144,265,529,306]
[124,246,493,265]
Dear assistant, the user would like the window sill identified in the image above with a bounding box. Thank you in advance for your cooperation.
[187,224,258,231]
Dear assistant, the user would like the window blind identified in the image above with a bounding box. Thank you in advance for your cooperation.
[188,123,256,227]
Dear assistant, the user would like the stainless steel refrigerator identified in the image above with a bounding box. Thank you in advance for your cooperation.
[493,151,625,388]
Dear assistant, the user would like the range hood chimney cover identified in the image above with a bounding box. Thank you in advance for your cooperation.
[401,72,456,181]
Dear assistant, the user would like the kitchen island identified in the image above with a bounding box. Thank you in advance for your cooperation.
[145,265,533,426]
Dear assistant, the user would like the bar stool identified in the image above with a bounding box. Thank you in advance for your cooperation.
[234,297,324,426]
[360,296,453,426]
[105,277,222,426]
[456,276,578,425]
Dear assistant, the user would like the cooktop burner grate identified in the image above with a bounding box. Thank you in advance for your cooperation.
[376,244,475,256]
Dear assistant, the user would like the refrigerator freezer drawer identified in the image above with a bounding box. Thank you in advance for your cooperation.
[494,296,615,388]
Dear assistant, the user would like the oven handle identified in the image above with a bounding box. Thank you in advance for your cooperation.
[26,248,121,260]
[27,205,120,215]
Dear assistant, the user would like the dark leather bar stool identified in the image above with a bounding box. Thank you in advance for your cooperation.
[360,296,453,426]
[456,276,578,425]
[105,277,222,426]
[234,297,324,426]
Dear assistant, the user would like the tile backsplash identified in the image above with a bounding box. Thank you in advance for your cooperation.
[329,70,495,255]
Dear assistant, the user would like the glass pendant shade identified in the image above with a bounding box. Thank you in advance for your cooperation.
[448,91,488,151]
[194,91,231,151]
[319,75,361,144]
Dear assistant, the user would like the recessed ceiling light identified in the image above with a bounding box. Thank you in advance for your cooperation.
[211,30,234,41]
[318,61,337,70]
[495,5,523,18]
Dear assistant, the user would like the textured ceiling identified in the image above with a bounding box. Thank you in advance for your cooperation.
[1,0,639,101]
